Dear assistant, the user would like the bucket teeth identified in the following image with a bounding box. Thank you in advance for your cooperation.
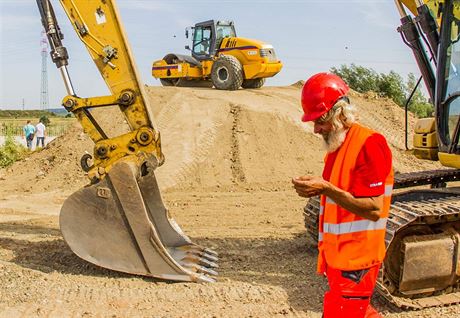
[183,262,218,277]
[201,252,218,263]
[182,254,218,269]
[203,248,218,257]
[180,245,218,257]
[169,246,219,277]
[197,274,217,283]
[177,245,219,262]
[198,257,218,269]
[184,248,219,263]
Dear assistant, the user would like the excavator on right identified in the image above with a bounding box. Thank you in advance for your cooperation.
[304,0,460,309]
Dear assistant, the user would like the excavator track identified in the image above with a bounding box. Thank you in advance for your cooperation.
[393,169,460,189]
[304,169,460,309]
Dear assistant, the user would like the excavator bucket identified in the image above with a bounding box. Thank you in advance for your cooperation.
[60,159,218,282]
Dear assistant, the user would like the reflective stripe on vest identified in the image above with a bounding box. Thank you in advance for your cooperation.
[323,218,388,235]
[385,185,393,196]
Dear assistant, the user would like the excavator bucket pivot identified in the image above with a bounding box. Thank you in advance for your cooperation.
[60,159,218,282]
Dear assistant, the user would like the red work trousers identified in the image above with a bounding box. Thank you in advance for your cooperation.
[323,263,381,318]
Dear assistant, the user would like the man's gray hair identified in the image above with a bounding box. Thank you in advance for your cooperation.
[318,98,357,129]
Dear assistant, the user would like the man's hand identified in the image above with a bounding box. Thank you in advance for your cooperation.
[293,175,384,221]
[292,175,330,198]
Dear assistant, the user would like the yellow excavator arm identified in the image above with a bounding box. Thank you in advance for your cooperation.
[36,0,218,282]
[37,0,163,181]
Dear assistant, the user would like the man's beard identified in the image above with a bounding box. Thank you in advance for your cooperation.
[322,125,348,153]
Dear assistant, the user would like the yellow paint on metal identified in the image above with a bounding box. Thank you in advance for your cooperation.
[414,117,436,134]
[86,128,163,181]
[399,1,441,16]
[439,152,460,168]
[152,60,204,79]
[59,0,163,181]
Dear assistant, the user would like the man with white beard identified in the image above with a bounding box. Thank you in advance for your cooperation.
[292,73,393,318]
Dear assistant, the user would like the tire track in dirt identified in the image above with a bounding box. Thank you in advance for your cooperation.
[169,120,226,188]
[152,93,222,188]
[361,113,406,149]
[230,103,246,184]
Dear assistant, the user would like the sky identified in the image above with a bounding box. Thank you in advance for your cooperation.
[0,0,422,110]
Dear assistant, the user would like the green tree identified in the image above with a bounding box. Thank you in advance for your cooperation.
[405,73,434,118]
[330,64,379,93]
[330,65,433,118]
[377,71,405,106]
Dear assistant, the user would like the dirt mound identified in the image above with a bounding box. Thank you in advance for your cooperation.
[291,80,305,88]
[0,85,441,195]
[150,85,440,190]
[0,125,91,195]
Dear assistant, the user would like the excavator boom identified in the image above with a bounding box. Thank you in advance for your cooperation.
[36,0,218,282]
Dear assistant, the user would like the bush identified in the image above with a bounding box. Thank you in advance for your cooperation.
[39,115,50,125]
[377,71,406,106]
[330,64,434,118]
[409,101,433,118]
[330,64,379,93]
[0,135,27,168]
[406,73,434,118]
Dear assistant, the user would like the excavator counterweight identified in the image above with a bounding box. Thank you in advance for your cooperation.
[36,0,218,282]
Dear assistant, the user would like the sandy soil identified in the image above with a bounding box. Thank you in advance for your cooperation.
[0,85,458,317]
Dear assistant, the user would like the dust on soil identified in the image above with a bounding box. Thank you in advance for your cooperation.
[0,85,458,317]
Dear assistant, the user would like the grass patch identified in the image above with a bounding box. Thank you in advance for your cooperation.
[0,135,27,168]
[0,118,76,137]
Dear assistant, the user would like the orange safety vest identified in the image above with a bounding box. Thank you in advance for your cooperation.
[317,123,394,273]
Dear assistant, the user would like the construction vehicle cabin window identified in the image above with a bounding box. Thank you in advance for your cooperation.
[444,15,460,145]
[193,26,212,55]
[215,24,235,50]
[216,25,235,39]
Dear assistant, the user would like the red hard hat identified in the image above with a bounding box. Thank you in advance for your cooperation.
[301,72,349,122]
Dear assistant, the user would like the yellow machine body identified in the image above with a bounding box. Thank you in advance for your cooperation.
[413,117,439,160]
[152,20,282,90]
[152,38,282,80]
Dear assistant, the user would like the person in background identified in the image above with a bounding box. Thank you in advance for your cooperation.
[35,119,46,148]
[292,73,393,318]
[22,120,36,150]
